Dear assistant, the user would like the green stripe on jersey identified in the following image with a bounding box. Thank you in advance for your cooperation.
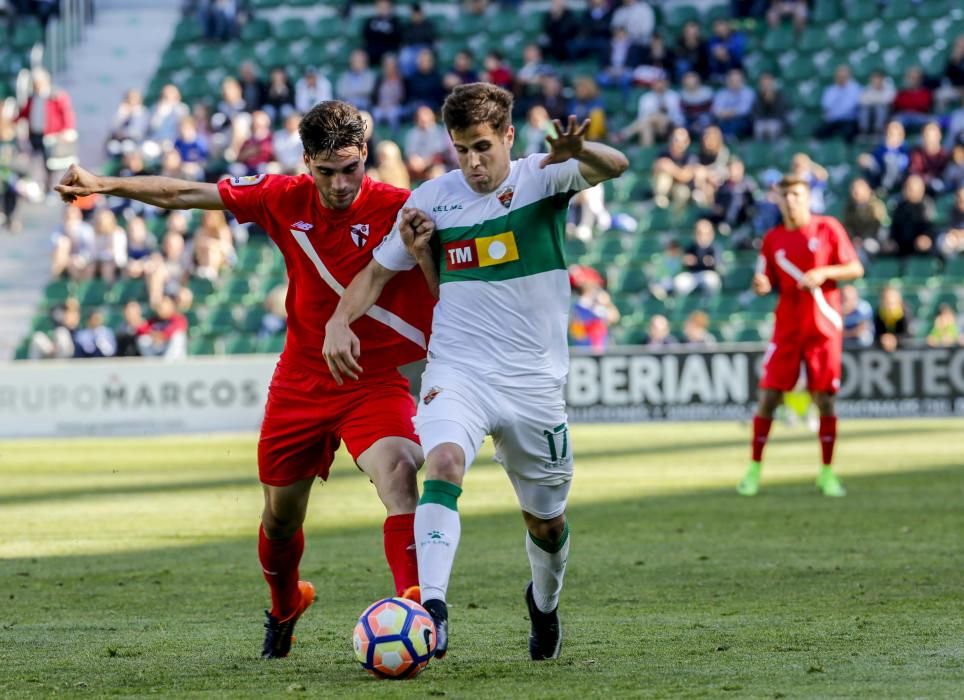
[438,193,571,285]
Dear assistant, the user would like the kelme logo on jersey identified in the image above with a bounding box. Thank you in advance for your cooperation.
[444,231,519,271]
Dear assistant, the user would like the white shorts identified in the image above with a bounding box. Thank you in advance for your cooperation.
[414,362,573,520]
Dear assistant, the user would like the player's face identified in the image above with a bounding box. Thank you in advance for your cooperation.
[305,145,369,210]
[450,123,515,194]
[778,184,811,227]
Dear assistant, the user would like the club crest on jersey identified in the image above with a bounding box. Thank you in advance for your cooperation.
[423,386,442,404]
[808,238,820,252]
[230,174,266,187]
[350,224,369,248]
[496,185,514,208]
[291,220,313,231]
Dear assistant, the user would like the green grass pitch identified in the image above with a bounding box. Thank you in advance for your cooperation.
[1,419,962,698]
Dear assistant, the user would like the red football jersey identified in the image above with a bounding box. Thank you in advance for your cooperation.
[758,215,858,341]
[218,174,434,377]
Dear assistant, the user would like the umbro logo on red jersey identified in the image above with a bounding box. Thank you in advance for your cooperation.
[350,224,369,248]
[291,221,314,231]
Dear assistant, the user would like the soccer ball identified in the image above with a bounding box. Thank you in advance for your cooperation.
[352,597,436,679]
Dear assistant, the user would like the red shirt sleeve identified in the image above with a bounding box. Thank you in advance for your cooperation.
[827,217,858,266]
[216,174,276,226]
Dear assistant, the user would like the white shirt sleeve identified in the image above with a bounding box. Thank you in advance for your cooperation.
[372,192,422,271]
[528,153,592,196]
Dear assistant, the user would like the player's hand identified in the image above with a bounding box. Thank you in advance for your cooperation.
[399,207,435,259]
[55,164,101,203]
[752,273,772,296]
[540,115,590,168]
[322,321,362,385]
[798,267,828,291]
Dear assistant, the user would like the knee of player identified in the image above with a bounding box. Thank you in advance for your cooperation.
[525,513,567,543]
[261,509,304,539]
[425,444,466,484]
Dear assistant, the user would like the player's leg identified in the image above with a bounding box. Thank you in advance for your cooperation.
[806,338,846,497]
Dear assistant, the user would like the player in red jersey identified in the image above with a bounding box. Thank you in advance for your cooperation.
[737,174,864,498]
[56,101,437,657]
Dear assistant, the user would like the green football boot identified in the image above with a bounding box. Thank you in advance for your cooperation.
[816,467,846,497]
[736,462,762,496]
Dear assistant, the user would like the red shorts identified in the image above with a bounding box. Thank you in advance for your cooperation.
[759,334,842,394]
[257,363,418,487]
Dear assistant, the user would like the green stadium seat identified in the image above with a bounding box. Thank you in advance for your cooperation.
[811,0,840,25]
[762,25,795,55]
[735,327,763,343]
[240,307,266,333]
[844,4,876,22]
[798,28,830,53]
[630,235,664,258]
[110,278,148,304]
[592,232,627,261]
[188,276,217,302]
[44,279,71,305]
[663,5,701,32]
[203,305,237,334]
[222,277,252,301]
[612,267,647,295]
[276,18,309,42]
[256,334,286,354]
[223,334,257,355]
[189,335,218,356]
[868,258,901,280]
[944,257,964,278]
[240,18,272,42]
[565,237,588,261]
[193,45,224,72]
[916,0,948,19]
[76,279,108,306]
[171,20,203,45]
[903,256,939,280]
[723,268,754,291]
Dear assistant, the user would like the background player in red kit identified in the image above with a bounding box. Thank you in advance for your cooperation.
[738,174,864,498]
[56,101,436,658]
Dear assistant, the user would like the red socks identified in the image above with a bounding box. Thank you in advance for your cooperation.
[258,525,304,620]
[383,513,418,596]
[751,416,773,462]
[819,416,837,466]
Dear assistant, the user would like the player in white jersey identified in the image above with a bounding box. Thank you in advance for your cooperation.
[323,83,628,660]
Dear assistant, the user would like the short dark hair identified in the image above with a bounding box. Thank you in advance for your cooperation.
[299,100,367,159]
[441,82,513,135]
[778,174,810,190]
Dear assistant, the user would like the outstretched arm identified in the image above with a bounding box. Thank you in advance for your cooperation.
[798,259,864,290]
[55,164,224,210]
[540,116,629,186]
[323,260,400,384]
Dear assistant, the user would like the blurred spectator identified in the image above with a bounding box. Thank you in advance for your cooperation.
[214,77,249,141]
[405,106,450,180]
[149,84,190,145]
[372,55,407,130]
[752,170,783,237]
[789,153,829,214]
[569,77,607,140]
[273,113,304,174]
[858,70,896,138]
[892,66,933,132]
[858,119,910,193]
[72,309,117,359]
[29,298,81,360]
[18,68,77,193]
[200,0,240,41]
[652,126,695,209]
[711,68,754,138]
[568,264,620,352]
[124,216,156,280]
[732,0,769,18]
[708,19,746,82]
[679,71,714,133]
[406,48,446,112]
[598,28,644,90]
[815,65,861,142]
[944,144,964,194]
[159,149,188,180]
[515,44,554,106]
[115,299,150,357]
[874,285,911,352]
[235,111,275,175]
[632,33,676,85]
[173,117,209,180]
[481,52,514,91]
[888,174,936,257]
[841,284,875,349]
[360,109,380,169]
[682,310,717,346]
[648,238,683,300]
[751,73,786,141]
[294,67,333,115]
[643,314,677,346]
[674,218,722,296]
[144,230,191,307]
[571,0,614,62]
[363,0,403,65]
[399,4,437,77]
[710,157,757,235]
[674,21,710,83]
[520,105,555,156]
[262,67,295,124]
[238,62,266,112]
[443,50,479,92]
[568,183,612,243]
[938,36,964,111]
[259,282,289,339]
[190,210,235,281]
[610,0,654,46]
[542,0,579,62]
[937,185,964,258]
[91,209,128,283]
[927,304,962,347]
[138,295,188,359]
[766,0,808,32]
[691,125,730,207]
[843,177,888,260]
[535,75,569,121]
[337,49,377,111]
[0,112,24,233]
[369,140,411,189]
[909,122,950,196]
[619,76,682,146]
[108,89,150,153]
[50,206,94,280]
